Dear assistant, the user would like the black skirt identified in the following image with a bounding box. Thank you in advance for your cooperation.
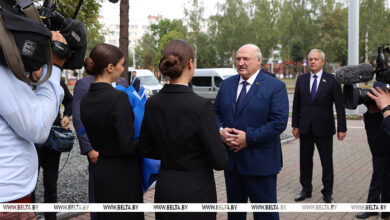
[93,156,144,220]
[155,169,217,220]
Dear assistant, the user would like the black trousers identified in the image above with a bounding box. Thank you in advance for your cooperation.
[32,146,61,220]
[367,155,385,203]
[299,132,333,196]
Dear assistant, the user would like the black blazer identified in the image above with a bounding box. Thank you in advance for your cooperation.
[140,84,228,171]
[80,82,138,157]
[292,72,347,136]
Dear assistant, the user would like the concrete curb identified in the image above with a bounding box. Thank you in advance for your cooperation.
[281,136,296,144]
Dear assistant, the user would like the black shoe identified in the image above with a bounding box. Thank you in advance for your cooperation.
[294,192,312,201]
[356,212,378,219]
[323,195,334,203]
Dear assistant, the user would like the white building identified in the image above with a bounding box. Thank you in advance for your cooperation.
[100,15,162,50]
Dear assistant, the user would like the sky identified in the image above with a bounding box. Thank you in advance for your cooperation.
[100,0,224,23]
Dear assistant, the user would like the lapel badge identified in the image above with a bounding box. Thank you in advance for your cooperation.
[322,79,326,83]
[256,82,260,86]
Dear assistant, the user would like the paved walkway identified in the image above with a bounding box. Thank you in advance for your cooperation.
[68,119,383,220]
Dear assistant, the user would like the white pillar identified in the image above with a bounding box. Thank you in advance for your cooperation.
[348,0,359,65]
[347,0,361,116]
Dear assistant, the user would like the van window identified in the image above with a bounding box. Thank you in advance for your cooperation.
[192,76,212,87]
[215,77,223,87]
[138,76,160,85]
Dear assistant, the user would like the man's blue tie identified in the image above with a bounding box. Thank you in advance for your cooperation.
[311,75,318,102]
[236,81,248,113]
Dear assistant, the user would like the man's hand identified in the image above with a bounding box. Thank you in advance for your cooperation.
[51,31,67,68]
[337,132,346,141]
[220,127,238,150]
[220,127,233,144]
[367,87,390,115]
[87,149,99,164]
[226,128,247,153]
[61,116,70,130]
[292,128,300,138]
[32,68,42,81]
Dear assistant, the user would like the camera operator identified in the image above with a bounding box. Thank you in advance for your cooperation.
[356,82,387,219]
[0,31,67,219]
[367,86,390,220]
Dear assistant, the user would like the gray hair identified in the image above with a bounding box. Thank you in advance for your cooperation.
[308,49,325,60]
[239,44,262,59]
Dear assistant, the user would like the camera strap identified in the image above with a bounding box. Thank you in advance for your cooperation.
[0,3,52,86]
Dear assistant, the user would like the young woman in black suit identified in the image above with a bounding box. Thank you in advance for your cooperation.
[139,39,228,220]
[80,43,143,220]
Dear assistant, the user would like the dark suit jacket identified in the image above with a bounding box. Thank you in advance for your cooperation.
[140,84,228,171]
[292,71,347,136]
[131,77,141,92]
[81,82,138,157]
[213,70,289,176]
[139,84,227,207]
[72,75,95,155]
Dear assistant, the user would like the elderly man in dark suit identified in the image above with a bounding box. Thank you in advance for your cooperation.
[292,49,347,203]
[214,44,289,220]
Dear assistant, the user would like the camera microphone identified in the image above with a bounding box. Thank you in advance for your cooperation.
[108,0,120,3]
[335,63,374,84]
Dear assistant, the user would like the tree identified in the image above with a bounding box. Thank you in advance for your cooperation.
[135,33,157,68]
[250,0,281,61]
[143,19,187,69]
[291,37,304,62]
[119,0,129,80]
[184,0,217,68]
[360,0,390,63]
[277,0,320,61]
[150,19,187,45]
[209,0,254,67]
[316,4,348,65]
[153,30,186,67]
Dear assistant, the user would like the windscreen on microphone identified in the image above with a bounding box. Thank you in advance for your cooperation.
[108,0,120,3]
[335,63,374,84]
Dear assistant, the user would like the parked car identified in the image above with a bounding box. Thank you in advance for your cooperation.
[192,68,238,100]
[128,68,162,98]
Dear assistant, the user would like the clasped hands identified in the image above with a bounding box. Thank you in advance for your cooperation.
[220,127,247,153]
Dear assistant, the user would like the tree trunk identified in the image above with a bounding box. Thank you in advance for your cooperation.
[119,0,129,81]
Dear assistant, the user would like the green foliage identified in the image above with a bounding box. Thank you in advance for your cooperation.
[250,0,280,60]
[131,0,390,69]
[209,0,253,67]
[291,38,304,62]
[153,30,186,68]
[316,6,348,65]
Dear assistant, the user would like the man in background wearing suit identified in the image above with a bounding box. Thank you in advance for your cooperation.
[130,70,141,92]
[292,49,347,203]
[214,44,289,220]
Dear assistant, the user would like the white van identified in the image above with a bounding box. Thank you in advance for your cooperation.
[192,68,238,100]
[128,68,162,98]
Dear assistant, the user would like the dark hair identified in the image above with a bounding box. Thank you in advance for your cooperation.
[84,43,124,76]
[159,39,194,79]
